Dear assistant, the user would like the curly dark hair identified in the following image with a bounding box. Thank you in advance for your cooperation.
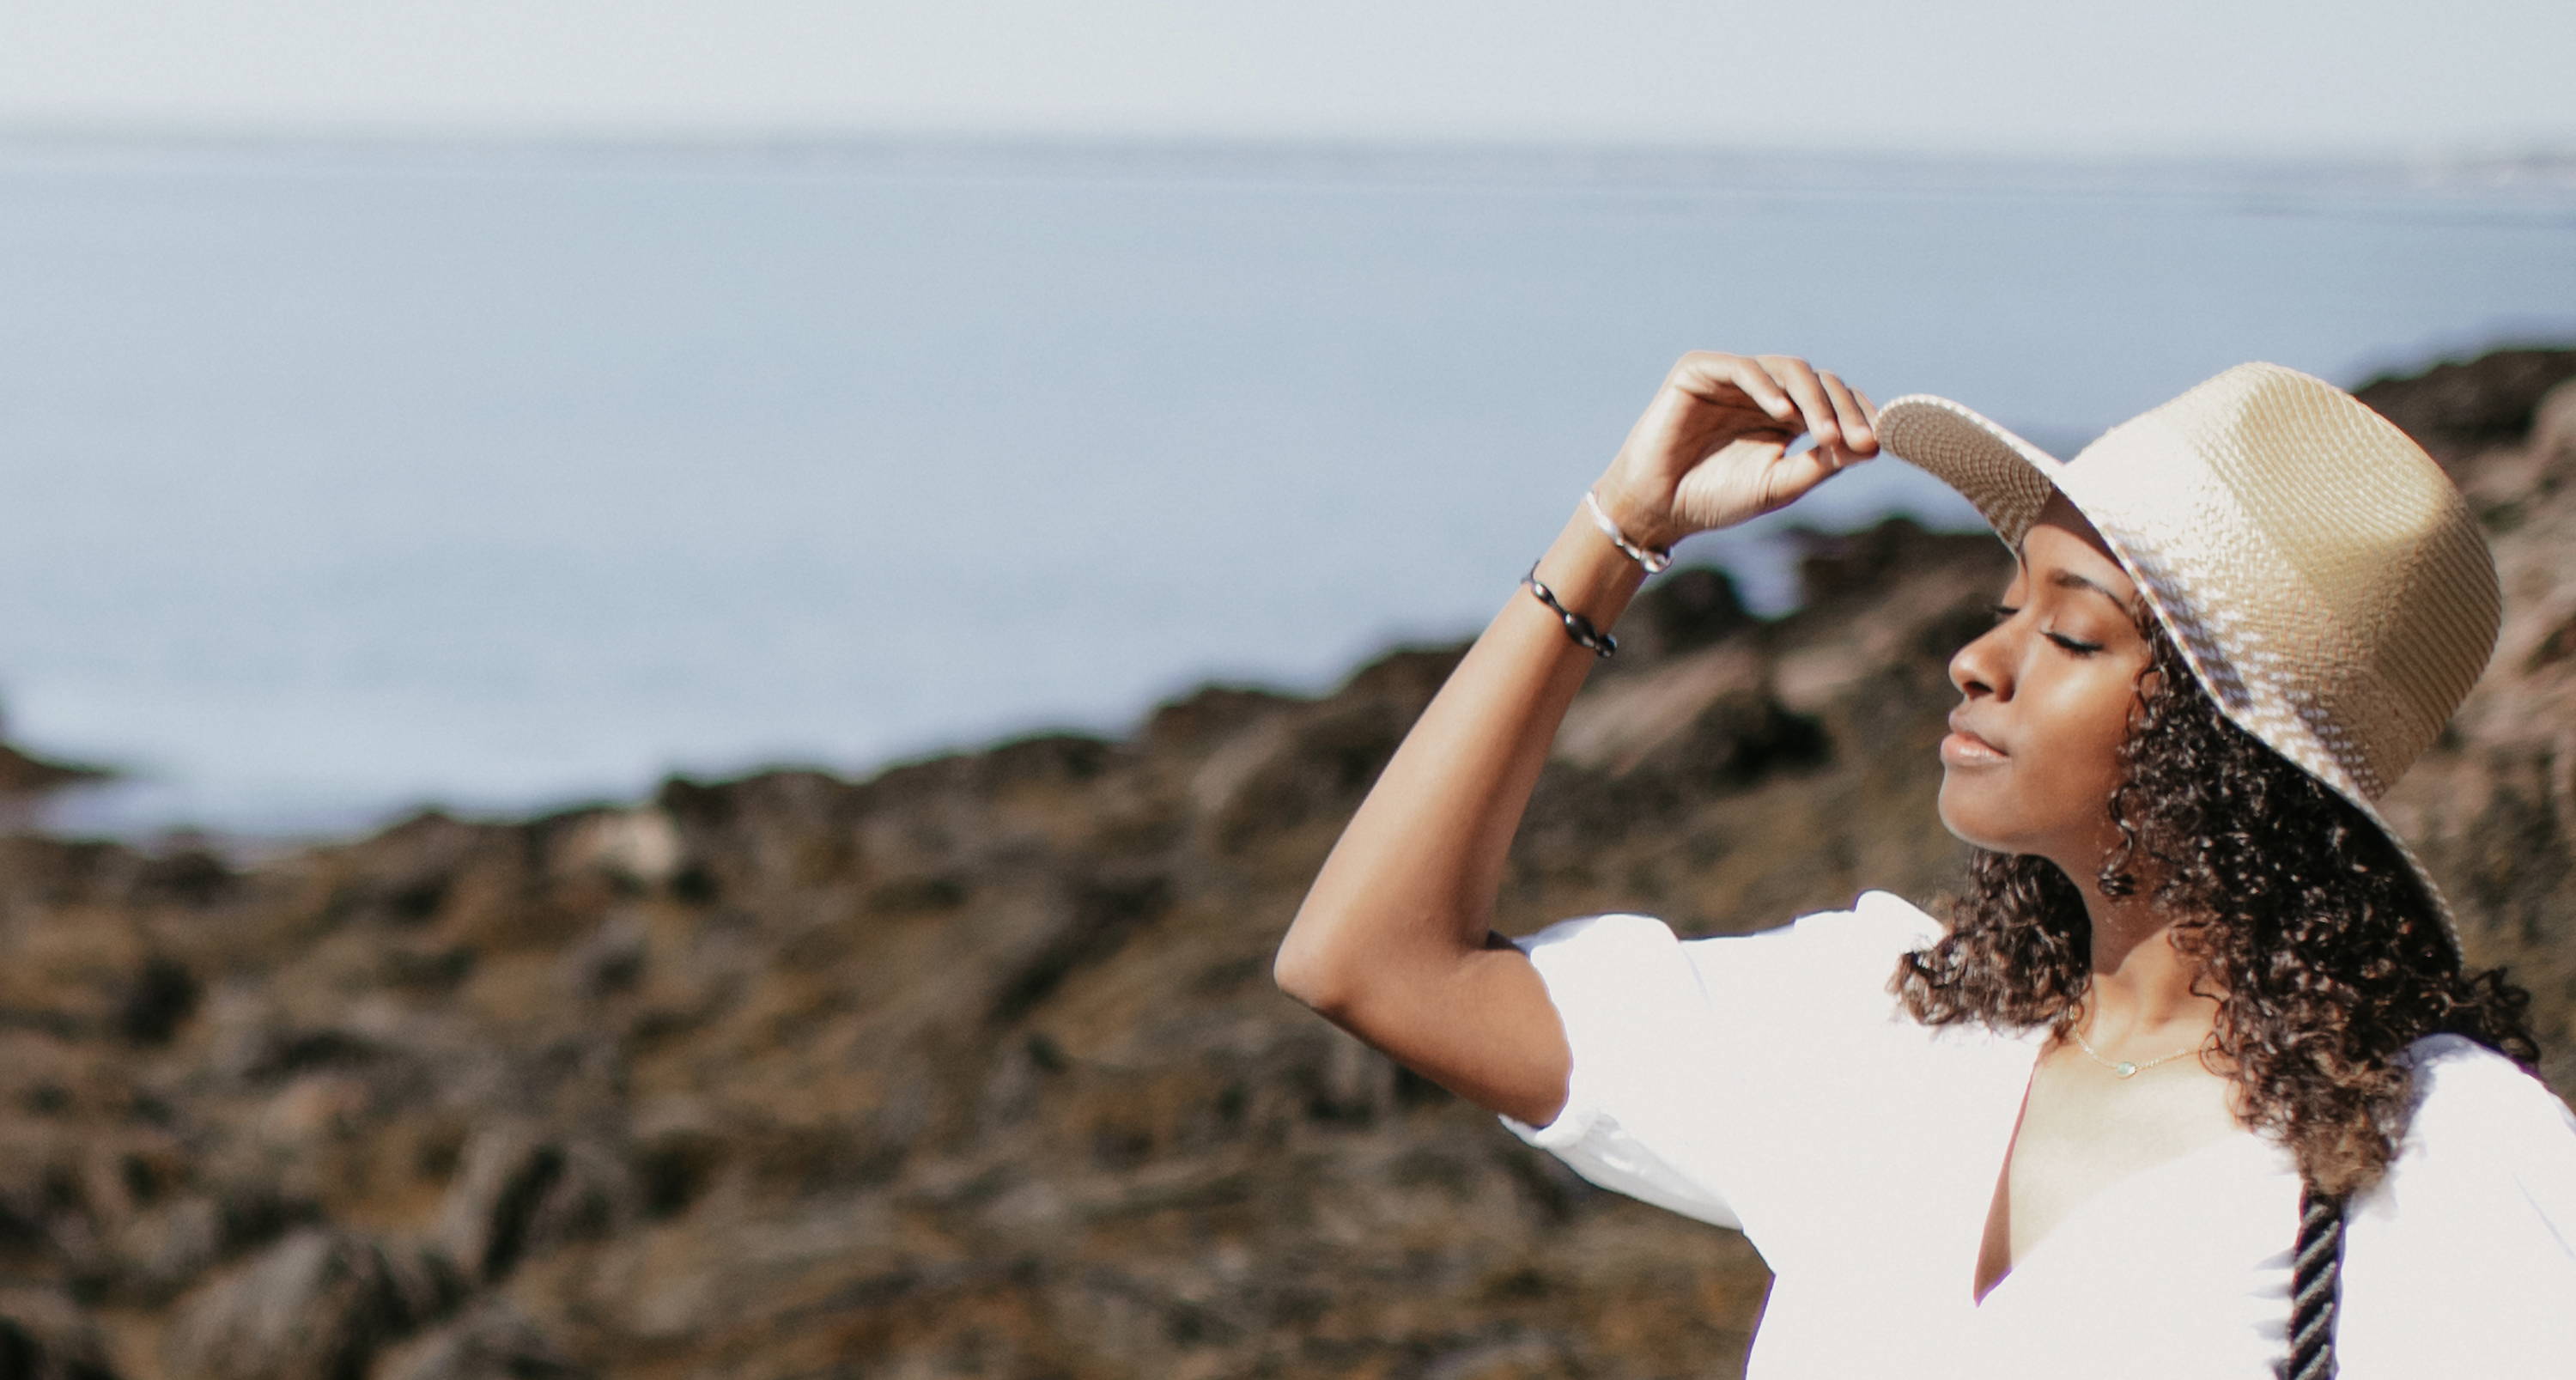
[1892,603,2539,1196]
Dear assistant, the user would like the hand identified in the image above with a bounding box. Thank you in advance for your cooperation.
[1592,352,1879,548]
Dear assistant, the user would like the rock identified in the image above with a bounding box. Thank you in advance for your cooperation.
[372,1300,587,1380]
[1553,644,1777,776]
[1619,563,1757,660]
[164,1228,460,1380]
[434,1128,632,1286]
[2354,348,2576,460]
[555,913,648,999]
[1138,684,1303,757]
[982,866,1174,1028]
[116,956,199,1045]
[0,697,113,830]
[1192,677,1456,855]
[544,808,684,891]
[0,1286,117,1379]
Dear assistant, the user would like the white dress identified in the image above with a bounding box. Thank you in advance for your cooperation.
[1495,890,2576,1379]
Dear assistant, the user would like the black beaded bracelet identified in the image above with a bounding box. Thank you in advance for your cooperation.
[1522,562,1617,658]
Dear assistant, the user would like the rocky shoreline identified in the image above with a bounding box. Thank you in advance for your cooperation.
[0,347,2567,1378]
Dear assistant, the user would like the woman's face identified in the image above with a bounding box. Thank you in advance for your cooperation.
[1938,491,2160,874]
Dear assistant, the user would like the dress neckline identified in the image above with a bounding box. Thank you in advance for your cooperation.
[1967,1029,2286,1310]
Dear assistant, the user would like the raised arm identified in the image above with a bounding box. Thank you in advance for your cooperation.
[1272,352,1879,1128]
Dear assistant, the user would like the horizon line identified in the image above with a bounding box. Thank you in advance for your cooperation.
[3,120,2574,170]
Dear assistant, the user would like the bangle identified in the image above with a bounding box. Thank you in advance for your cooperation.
[1583,489,1673,574]
[1523,562,1617,658]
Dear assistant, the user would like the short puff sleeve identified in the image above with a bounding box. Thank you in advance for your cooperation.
[1496,890,1945,1239]
[2339,1034,2576,1377]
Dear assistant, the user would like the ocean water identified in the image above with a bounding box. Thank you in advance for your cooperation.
[0,137,2570,838]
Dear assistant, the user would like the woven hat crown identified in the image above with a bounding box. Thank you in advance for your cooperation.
[1877,362,2502,939]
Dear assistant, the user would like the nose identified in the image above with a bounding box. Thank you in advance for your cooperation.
[1949,616,2014,703]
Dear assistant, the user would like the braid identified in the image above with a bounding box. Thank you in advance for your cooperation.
[2277,1182,2347,1379]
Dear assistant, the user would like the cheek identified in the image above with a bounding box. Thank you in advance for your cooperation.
[1937,669,2139,846]
[2021,672,2142,812]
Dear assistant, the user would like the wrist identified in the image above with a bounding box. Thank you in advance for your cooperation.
[1528,502,1649,632]
[1584,480,1684,565]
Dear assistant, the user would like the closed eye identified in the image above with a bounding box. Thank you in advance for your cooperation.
[1990,604,2103,654]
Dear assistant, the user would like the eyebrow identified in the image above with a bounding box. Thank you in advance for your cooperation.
[2045,567,2133,612]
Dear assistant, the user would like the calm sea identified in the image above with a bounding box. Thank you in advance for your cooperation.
[1,137,2570,837]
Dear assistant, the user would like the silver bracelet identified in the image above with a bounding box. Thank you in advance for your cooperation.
[1583,489,1674,573]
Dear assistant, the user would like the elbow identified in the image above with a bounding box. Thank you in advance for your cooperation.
[1271,935,1350,1015]
[1273,899,1374,1016]
[1273,905,1460,1019]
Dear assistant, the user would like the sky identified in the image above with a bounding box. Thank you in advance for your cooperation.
[2,1,2573,155]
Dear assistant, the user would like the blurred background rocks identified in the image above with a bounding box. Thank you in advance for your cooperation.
[0,346,2566,1378]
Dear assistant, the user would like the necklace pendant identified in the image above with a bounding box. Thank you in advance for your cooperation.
[2112,1061,2139,1078]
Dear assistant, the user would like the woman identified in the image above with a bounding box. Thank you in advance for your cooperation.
[1271,352,2576,1378]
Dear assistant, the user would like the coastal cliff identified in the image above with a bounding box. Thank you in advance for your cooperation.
[0,347,2567,1379]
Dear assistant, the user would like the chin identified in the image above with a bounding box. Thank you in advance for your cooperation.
[1938,785,2107,881]
[1935,778,2020,854]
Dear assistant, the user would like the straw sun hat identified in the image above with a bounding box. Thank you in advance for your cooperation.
[1875,362,2500,952]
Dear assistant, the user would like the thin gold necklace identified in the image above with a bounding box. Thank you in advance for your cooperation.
[2067,1025,2203,1079]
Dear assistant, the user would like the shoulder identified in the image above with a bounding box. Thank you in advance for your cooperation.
[1677,890,1947,1033]
[1504,912,1710,1041]
[1508,891,1945,1029]
[1506,912,1702,1009]
[1684,887,1942,971]
[2339,1037,2576,1365]
[2395,1033,2576,1152]
[1514,889,1942,964]
[2360,1032,2576,1234]
[1794,887,1946,952]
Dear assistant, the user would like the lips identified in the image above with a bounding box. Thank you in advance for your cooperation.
[1942,709,2008,763]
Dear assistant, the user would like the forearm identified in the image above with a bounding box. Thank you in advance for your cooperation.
[1273,496,1648,1005]
[1267,351,1870,1125]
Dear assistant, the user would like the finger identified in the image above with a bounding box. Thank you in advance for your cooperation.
[1819,372,1876,454]
[1808,440,1860,477]
[1759,446,1849,513]
[1673,352,1795,423]
[1758,356,1843,451]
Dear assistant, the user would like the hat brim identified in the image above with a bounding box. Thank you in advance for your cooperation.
[1871,393,2072,547]
[1873,392,2466,953]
